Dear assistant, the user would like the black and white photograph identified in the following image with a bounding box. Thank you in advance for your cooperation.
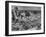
[12,6,41,31]
[5,1,45,36]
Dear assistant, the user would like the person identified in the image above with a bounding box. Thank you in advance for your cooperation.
[25,10,30,17]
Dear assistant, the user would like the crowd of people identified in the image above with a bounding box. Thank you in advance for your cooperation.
[12,6,41,31]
